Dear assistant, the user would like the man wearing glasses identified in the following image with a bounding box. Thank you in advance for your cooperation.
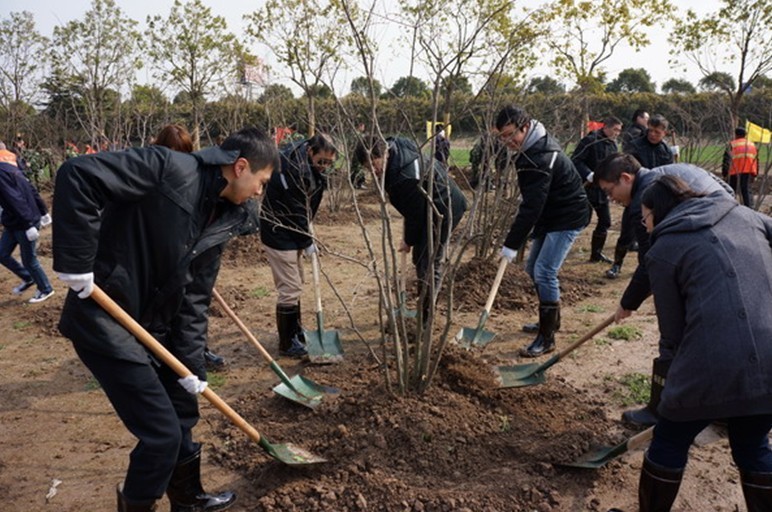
[260,133,338,358]
[595,153,734,427]
[495,105,590,358]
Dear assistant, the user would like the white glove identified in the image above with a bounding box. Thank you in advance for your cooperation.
[178,375,208,394]
[40,214,52,227]
[500,246,518,263]
[57,272,95,299]
[304,243,317,256]
[25,226,39,241]
[586,172,594,183]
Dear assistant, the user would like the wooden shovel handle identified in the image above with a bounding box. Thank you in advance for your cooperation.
[556,313,616,360]
[90,285,263,444]
[483,258,508,313]
[211,288,274,364]
[400,251,408,292]
[627,426,655,451]
[310,250,323,314]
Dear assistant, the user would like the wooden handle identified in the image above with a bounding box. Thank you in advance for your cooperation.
[626,425,655,451]
[400,251,408,292]
[211,288,273,364]
[556,314,616,359]
[311,250,323,314]
[91,285,263,444]
[483,258,508,313]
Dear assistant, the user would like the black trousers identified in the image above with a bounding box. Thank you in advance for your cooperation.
[74,344,200,501]
[729,173,753,208]
[588,197,611,237]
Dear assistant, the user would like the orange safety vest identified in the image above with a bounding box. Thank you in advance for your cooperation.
[728,137,758,176]
[0,149,17,166]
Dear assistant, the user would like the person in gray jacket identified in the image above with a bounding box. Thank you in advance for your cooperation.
[632,175,772,512]
[595,153,734,427]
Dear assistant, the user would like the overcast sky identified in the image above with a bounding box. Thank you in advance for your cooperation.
[9,0,729,95]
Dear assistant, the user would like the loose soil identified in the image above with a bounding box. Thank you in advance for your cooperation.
[0,190,749,511]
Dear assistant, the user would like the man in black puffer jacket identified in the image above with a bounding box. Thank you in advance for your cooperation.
[355,135,467,322]
[52,127,278,512]
[496,105,590,358]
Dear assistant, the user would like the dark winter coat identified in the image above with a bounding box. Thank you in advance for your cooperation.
[646,195,772,421]
[260,139,326,251]
[0,162,47,230]
[620,164,733,312]
[504,132,590,250]
[384,137,467,252]
[571,128,618,205]
[621,124,646,153]
[52,146,259,379]
[627,132,673,169]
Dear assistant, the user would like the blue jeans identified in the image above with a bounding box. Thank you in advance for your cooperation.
[0,227,53,293]
[525,228,581,302]
[648,415,772,472]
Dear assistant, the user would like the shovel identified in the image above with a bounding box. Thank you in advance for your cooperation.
[211,288,338,410]
[396,251,417,318]
[562,426,654,469]
[305,250,344,363]
[455,257,508,348]
[495,314,616,388]
[90,285,325,465]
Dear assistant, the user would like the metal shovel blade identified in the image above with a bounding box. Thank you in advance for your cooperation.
[561,427,654,469]
[455,326,496,348]
[258,437,327,465]
[305,328,344,364]
[273,374,339,410]
[397,291,417,318]
[494,361,548,388]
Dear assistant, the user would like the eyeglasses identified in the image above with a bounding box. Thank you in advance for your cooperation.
[316,158,335,167]
[641,210,653,226]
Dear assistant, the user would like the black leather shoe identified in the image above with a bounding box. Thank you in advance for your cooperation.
[622,405,658,427]
[203,348,225,370]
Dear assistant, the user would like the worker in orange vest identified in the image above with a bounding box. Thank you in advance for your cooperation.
[722,126,758,207]
[0,142,19,166]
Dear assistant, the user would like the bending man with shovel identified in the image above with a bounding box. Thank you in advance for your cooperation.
[52,127,278,512]
[495,105,590,357]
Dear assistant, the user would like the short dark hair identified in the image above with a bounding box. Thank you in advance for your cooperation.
[641,175,705,226]
[603,115,623,128]
[154,124,193,153]
[435,123,445,133]
[354,135,388,165]
[648,115,669,130]
[735,127,747,138]
[595,153,642,183]
[495,105,530,131]
[307,133,338,155]
[631,109,648,124]
[220,127,280,173]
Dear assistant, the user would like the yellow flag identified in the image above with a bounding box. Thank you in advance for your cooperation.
[745,120,771,144]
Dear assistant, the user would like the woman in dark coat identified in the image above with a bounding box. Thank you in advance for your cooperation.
[635,175,772,512]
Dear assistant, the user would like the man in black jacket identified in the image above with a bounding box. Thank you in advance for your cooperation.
[496,106,590,357]
[260,133,337,358]
[621,108,649,152]
[0,159,54,303]
[52,127,278,512]
[355,135,467,322]
[571,116,623,264]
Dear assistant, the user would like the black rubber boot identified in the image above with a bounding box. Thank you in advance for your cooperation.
[117,485,157,512]
[638,452,683,512]
[276,304,308,358]
[622,358,671,427]
[520,301,559,358]
[203,347,225,370]
[166,449,236,512]
[605,246,628,279]
[590,232,612,263]
[741,470,772,512]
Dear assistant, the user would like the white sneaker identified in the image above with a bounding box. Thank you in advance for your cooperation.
[12,280,35,295]
[29,289,55,304]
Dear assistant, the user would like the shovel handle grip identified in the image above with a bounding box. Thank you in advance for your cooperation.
[90,285,263,444]
[211,288,273,363]
[483,258,508,313]
[556,313,616,360]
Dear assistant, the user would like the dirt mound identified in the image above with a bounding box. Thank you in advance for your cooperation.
[314,202,382,225]
[210,346,615,512]
[452,257,598,311]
